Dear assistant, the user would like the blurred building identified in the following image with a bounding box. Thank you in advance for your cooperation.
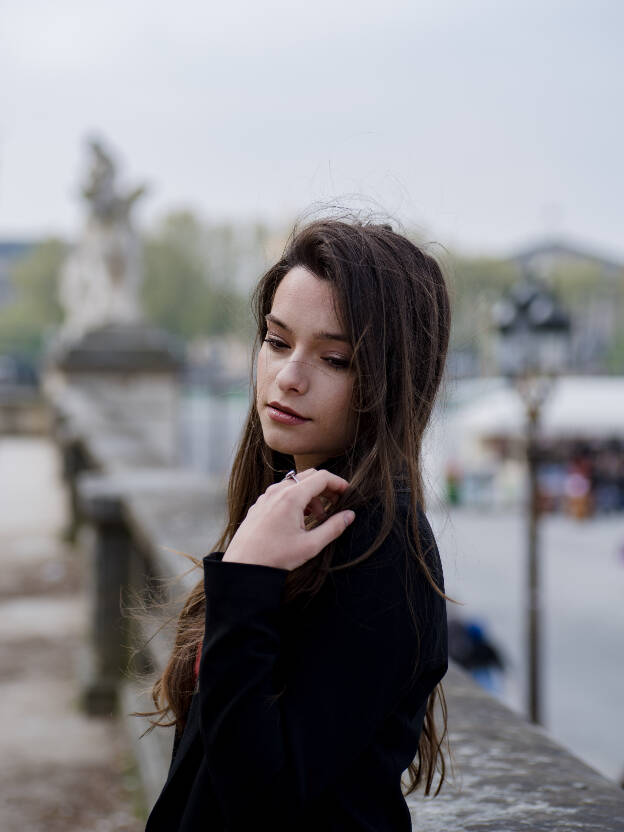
[447,237,624,380]
[510,238,624,374]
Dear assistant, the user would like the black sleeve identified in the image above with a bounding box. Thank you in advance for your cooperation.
[197,505,446,827]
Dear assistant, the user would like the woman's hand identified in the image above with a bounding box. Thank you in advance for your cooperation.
[222,468,355,571]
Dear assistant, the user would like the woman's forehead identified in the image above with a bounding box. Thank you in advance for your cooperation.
[270,266,345,335]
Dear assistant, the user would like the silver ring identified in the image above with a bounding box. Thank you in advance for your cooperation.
[284,469,300,483]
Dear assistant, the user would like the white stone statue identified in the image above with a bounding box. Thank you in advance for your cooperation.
[59,138,148,341]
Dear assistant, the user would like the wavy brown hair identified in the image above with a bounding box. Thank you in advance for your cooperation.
[143,217,453,796]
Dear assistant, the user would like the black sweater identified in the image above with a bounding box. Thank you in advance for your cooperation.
[145,494,448,831]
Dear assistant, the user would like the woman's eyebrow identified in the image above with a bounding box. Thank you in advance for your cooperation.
[265,313,350,343]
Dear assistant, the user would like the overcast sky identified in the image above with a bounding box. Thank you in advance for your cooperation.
[1,0,622,257]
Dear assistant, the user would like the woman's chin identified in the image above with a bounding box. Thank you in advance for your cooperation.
[262,432,299,457]
[262,435,322,465]
[261,424,303,454]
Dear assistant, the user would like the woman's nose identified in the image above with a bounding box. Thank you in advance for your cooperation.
[275,357,310,394]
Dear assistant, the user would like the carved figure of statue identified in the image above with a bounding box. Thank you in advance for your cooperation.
[59,138,148,341]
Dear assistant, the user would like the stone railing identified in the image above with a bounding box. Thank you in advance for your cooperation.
[47,388,624,829]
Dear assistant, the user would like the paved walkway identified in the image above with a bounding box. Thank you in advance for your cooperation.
[0,437,145,831]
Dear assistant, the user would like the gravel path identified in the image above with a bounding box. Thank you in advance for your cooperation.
[0,437,145,831]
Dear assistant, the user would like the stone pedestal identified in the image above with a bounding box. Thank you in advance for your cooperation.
[44,323,185,467]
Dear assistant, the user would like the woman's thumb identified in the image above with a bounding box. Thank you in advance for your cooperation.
[342,510,356,527]
[308,510,355,550]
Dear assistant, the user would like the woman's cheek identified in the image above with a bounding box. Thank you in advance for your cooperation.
[256,348,272,390]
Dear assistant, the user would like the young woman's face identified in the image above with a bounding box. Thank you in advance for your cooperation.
[256,265,356,472]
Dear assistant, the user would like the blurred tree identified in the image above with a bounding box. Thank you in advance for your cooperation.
[444,254,519,376]
[6,221,620,373]
[443,253,624,376]
[0,238,66,359]
[605,323,624,373]
[142,211,254,341]
[550,261,624,373]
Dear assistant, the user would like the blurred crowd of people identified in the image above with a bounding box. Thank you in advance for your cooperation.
[536,441,624,518]
[445,439,624,518]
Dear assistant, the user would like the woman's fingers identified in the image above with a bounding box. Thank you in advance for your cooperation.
[225,468,353,570]
[292,471,354,549]
[306,509,356,551]
[306,495,327,521]
[288,468,350,505]
[279,467,350,530]
[287,469,350,523]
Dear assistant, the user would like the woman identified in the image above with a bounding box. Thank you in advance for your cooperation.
[144,218,452,831]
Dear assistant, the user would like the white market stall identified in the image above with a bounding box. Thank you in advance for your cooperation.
[422,376,624,509]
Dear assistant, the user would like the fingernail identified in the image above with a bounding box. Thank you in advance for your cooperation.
[344,511,355,527]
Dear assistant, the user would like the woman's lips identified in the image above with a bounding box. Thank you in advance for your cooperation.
[266,405,310,425]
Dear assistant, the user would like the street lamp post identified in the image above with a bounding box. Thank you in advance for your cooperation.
[492,274,571,725]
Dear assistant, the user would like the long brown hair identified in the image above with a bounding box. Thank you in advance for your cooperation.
[145,217,453,796]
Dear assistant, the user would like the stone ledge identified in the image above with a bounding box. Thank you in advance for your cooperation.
[408,663,624,830]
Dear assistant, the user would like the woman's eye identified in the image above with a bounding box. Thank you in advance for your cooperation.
[324,356,350,370]
[264,336,288,351]
[264,336,350,370]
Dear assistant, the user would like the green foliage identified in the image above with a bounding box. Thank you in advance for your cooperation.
[549,261,624,316]
[0,238,66,358]
[442,251,624,372]
[605,324,624,373]
[4,217,621,374]
[444,254,519,356]
[141,211,253,341]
